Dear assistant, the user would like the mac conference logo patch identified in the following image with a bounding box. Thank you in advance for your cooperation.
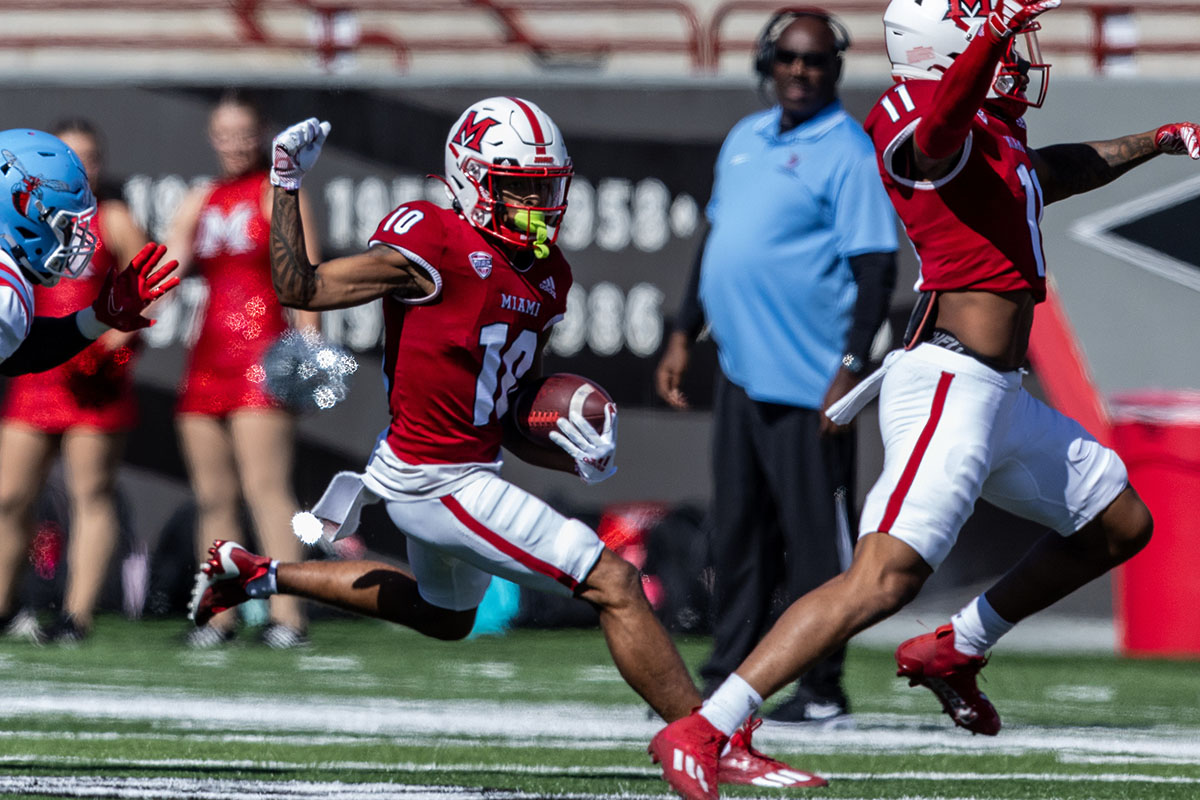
[468,251,493,279]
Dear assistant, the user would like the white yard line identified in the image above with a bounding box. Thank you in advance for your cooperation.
[4,680,1200,764]
[1,754,1199,786]
[0,776,598,800]
[0,775,1055,800]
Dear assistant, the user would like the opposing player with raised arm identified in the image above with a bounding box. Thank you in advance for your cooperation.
[0,128,178,378]
[648,2,1198,797]
[0,120,157,644]
[190,98,824,790]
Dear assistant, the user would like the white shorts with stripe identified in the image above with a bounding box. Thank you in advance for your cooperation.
[360,437,605,611]
[859,343,1128,569]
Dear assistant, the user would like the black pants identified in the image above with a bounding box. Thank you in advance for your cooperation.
[700,371,856,698]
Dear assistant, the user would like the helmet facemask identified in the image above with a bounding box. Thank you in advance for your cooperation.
[464,160,571,258]
[992,27,1049,109]
[39,205,98,284]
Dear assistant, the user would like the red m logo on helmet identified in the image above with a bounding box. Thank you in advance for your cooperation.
[943,0,991,31]
[451,112,501,153]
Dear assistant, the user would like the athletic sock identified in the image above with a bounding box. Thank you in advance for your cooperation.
[245,561,279,598]
[951,593,1014,657]
[698,673,762,737]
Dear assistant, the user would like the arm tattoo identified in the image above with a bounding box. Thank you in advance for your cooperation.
[270,188,317,307]
[1037,132,1159,204]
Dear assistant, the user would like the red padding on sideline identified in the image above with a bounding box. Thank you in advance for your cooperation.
[1027,282,1113,447]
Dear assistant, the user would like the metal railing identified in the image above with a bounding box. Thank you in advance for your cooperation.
[709,1,1200,71]
[0,0,1196,73]
[0,0,704,70]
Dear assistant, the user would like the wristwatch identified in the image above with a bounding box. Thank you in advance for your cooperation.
[841,353,866,375]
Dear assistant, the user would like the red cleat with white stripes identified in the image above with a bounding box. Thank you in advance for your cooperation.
[718,718,828,788]
[649,711,727,800]
[188,539,276,627]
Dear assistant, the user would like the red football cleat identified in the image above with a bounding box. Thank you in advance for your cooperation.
[188,540,276,627]
[649,711,727,800]
[718,718,828,788]
[896,623,1001,735]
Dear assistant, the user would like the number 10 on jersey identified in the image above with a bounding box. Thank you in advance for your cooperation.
[473,323,538,425]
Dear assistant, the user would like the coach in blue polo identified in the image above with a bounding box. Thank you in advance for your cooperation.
[656,8,897,722]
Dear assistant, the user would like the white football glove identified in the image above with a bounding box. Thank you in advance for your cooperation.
[270,117,332,190]
[549,404,618,485]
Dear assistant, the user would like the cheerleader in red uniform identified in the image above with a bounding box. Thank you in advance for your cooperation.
[0,119,150,643]
[166,92,320,648]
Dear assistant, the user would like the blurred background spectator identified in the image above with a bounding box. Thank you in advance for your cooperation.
[656,9,897,721]
[164,91,320,649]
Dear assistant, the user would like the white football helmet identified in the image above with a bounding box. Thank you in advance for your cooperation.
[883,0,1049,108]
[444,96,572,253]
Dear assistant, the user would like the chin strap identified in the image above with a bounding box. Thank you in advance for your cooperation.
[513,209,550,259]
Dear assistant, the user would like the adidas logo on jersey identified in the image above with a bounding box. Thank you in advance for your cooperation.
[539,276,556,298]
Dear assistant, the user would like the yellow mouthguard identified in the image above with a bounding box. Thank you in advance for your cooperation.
[513,209,550,259]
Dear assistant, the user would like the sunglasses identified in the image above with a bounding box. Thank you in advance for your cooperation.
[774,48,838,69]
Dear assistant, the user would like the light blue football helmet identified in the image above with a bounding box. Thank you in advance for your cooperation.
[0,128,96,286]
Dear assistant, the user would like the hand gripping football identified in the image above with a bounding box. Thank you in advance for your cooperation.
[513,373,613,445]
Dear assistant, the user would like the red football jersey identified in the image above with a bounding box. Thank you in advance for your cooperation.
[865,79,1047,302]
[368,201,572,465]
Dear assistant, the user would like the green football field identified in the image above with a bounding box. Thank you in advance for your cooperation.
[2,616,1199,800]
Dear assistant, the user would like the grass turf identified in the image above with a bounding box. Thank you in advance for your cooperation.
[1,615,1199,799]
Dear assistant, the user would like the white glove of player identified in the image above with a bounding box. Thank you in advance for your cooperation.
[549,404,618,485]
[270,117,332,190]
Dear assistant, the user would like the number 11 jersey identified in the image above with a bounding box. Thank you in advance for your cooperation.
[368,200,571,465]
[864,79,1048,302]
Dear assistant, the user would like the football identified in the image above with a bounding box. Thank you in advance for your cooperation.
[513,373,613,445]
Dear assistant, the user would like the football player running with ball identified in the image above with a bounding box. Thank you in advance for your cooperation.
[190,97,824,790]
[648,2,1199,798]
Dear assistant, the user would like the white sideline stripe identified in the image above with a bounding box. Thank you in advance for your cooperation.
[1059,753,1200,766]
[5,681,1200,763]
[0,755,660,775]
[0,728,623,752]
[0,776,1013,800]
[1,754,1198,787]
[0,776,595,800]
[834,771,1200,785]
[8,726,1200,766]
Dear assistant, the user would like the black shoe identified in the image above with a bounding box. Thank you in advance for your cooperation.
[46,614,89,645]
[765,686,851,725]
